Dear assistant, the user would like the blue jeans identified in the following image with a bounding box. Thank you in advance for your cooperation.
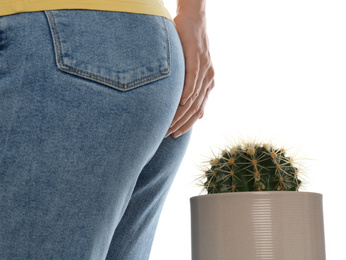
[0,10,191,259]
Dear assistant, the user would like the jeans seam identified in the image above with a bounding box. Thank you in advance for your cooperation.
[162,16,171,76]
[44,10,171,90]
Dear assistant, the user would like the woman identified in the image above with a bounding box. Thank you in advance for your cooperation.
[0,0,214,259]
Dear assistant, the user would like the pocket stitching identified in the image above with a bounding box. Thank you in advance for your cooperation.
[44,11,171,91]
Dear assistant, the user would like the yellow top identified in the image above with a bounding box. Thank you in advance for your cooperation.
[0,0,172,20]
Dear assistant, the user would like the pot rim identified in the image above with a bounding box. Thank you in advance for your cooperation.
[190,191,322,201]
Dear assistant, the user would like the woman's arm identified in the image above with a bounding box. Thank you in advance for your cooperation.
[165,0,215,138]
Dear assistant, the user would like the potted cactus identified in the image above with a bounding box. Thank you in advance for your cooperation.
[190,140,326,260]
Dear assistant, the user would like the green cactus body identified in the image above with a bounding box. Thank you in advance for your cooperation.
[204,143,302,193]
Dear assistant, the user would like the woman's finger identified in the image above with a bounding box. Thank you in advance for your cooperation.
[169,95,193,128]
[169,73,206,130]
[168,66,214,135]
[169,84,212,138]
[179,48,200,105]
[170,56,211,128]
[166,76,213,138]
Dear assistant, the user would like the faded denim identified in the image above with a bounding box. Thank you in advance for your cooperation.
[0,10,191,259]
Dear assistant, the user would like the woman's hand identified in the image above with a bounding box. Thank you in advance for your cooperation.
[165,3,215,138]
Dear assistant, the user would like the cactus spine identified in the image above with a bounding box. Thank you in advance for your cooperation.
[203,141,302,193]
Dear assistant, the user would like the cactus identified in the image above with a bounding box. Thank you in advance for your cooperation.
[202,141,302,193]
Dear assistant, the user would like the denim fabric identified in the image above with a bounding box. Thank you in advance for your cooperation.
[0,10,191,260]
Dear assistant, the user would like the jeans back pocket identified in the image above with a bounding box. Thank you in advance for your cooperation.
[44,10,171,91]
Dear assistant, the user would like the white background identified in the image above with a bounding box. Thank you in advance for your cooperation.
[151,1,346,259]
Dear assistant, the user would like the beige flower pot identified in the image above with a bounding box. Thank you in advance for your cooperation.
[190,191,325,260]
